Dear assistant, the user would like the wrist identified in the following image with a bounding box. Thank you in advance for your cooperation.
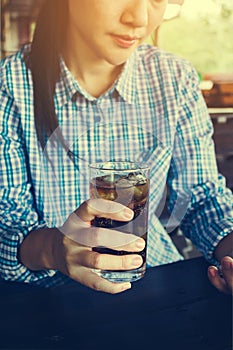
[19,228,60,271]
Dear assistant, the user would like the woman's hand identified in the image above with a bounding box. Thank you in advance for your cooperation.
[207,232,233,294]
[52,199,145,294]
[208,256,233,295]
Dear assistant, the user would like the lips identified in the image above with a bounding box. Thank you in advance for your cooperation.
[111,35,140,48]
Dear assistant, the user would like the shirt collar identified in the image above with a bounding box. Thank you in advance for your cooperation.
[115,49,139,105]
[55,58,95,107]
[55,49,140,107]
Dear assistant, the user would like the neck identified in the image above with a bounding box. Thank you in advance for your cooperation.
[62,32,124,97]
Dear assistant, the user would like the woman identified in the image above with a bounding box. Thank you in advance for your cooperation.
[0,0,232,294]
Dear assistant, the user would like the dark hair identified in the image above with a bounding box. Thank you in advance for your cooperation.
[26,0,68,149]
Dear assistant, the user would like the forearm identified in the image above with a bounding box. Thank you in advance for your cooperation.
[214,232,233,262]
[19,227,61,271]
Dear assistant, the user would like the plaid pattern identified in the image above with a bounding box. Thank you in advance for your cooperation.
[0,44,232,287]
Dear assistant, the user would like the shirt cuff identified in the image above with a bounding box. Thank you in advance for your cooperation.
[203,219,233,267]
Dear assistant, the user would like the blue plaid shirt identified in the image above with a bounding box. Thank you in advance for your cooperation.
[0,44,233,287]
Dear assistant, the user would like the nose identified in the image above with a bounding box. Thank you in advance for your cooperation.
[120,0,148,28]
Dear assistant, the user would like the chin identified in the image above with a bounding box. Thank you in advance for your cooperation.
[107,49,137,66]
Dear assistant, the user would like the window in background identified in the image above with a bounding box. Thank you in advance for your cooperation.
[158,0,233,76]
[157,0,233,190]
[0,0,42,58]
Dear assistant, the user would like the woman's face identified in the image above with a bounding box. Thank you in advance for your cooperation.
[66,0,167,66]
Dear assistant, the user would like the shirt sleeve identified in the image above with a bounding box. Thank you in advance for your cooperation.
[167,63,233,265]
[0,81,60,285]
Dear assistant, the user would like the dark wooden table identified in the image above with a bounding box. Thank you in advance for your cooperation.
[0,257,232,350]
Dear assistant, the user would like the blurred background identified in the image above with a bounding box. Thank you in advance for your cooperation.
[1,0,233,259]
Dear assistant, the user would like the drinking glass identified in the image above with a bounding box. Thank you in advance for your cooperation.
[89,161,150,282]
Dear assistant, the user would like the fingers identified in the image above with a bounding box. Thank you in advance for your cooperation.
[221,256,233,292]
[76,249,143,271]
[113,236,145,252]
[74,199,134,223]
[208,266,229,294]
[60,200,145,248]
[208,256,233,295]
[53,235,141,292]
[60,212,145,248]
[79,226,145,250]
[63,237,144,271]
[58,199,145,294]
[76,267,132,294]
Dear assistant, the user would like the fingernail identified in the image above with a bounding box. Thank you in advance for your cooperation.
[136,239,145,249]
[222,259,232,270]
[209,267,217,278]
[123,208,134,220]
[132,256,142,266]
